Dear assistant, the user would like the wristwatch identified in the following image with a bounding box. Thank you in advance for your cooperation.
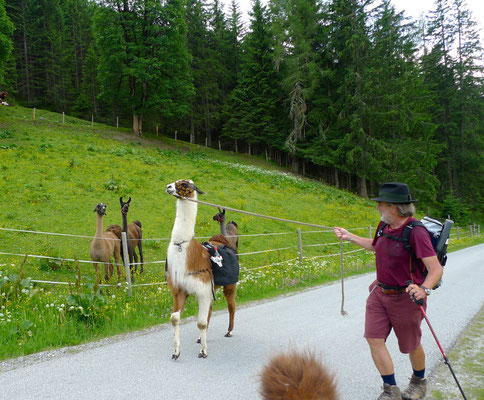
[421,285,431,296]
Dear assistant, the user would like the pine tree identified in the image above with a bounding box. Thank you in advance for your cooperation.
[270,0,322,172]
[223,0,286,154]
[93,0,193,135]
[0,0,14,85]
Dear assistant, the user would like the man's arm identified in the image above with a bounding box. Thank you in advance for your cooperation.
[333,227,375,251]
[406,256,443,301]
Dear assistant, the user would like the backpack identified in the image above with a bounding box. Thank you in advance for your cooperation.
[377,217,454,289]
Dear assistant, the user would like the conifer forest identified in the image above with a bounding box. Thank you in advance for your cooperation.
[0,0,483,222]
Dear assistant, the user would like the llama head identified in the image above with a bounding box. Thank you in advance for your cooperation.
[166,179,205,199]
[213,208,226,223]
[120,197,131,215]
[94,203,107,216]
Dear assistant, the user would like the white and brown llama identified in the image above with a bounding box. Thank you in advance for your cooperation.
[166,179,212,359]
[89,203,122,285]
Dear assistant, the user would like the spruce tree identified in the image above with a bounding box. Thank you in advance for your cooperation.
[94,0,192,135]
[0,0,14,85]
[223,0,286,154]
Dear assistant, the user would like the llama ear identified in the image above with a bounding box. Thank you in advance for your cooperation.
[192,184,205,195]
[119,197,123,204]
[93,206,98,212]
[128,197,131,203]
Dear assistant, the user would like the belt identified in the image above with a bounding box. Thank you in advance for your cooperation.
[378,282,405,295]
[380,287,404,295]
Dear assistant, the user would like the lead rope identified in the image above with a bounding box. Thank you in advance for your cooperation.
[181,197,333,229]
[339,238,348,316]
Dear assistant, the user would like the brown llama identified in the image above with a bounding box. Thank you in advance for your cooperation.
[209,208,239,337]
[259,348,339,400]
[89,203,123,285]
[166,179,212,359]
[119,197,144,280]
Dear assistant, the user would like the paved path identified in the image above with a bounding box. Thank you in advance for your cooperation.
[1,244,483,399]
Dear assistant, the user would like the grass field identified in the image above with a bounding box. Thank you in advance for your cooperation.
[0,105,482,360]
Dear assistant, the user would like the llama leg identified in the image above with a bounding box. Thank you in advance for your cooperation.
[128,249,135,282]
[138,241,144,273]
[103,263,110,282]
[170,291,187,360]
[196,288,212,358]
[223,284,237,337]
[93,262,102,283]
[197,302,213,344]
[114,248,122,287]
[133,250,139,275]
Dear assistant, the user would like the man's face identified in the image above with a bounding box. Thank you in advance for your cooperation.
[376,201,395,224]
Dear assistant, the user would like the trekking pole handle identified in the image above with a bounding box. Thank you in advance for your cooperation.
[405,280,424,306]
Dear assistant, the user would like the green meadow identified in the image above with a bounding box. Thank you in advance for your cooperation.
[0,106,482,360]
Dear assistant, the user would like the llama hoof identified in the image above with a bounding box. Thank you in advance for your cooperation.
[224,331,233,337]
[172,352,180,360]
[198,351,207,358]
[197,338,201,344]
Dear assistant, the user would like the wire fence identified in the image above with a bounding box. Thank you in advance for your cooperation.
[0,222,480,292]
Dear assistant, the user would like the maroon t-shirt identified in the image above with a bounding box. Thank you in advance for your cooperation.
[372,217,436,287]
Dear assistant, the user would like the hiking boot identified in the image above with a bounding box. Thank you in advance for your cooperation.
[377,383,403,400]
[401,375,427,399]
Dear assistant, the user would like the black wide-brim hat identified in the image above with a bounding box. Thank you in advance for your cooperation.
[370,182,417,203]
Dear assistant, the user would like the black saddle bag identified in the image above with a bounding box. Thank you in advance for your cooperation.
[210,245,239,286]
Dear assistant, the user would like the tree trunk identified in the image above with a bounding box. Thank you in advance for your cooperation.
[334,168,339,188]
[291,154,299,173]
[359,176,368,198]
[133,114,143,136]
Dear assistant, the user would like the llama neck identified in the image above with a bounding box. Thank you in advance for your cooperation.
[122,213,128,232]
[95,214,104,238]
[170,198,198,242]
[220,220,227,236]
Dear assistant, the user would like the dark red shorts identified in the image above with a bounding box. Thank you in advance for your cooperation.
[364,281,426,354]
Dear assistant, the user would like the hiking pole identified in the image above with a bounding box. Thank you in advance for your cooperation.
[408,287,468,400]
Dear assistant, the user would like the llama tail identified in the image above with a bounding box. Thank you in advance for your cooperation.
[106,224,122,240]
[133,220,142,229]
[259,349,339,400]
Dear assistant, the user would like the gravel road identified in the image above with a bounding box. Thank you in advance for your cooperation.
[1,244,483,400]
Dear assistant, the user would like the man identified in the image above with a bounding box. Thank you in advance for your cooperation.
[334,182,443,400]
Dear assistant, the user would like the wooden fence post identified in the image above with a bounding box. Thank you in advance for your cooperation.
[91,115,94,128]
[218,141,221,151]
[469,225,473,237]
[297,229,303,262]
[116,116,119,128]
[122,232,132,296]
[33,108,36,120]
[62,112,65,124]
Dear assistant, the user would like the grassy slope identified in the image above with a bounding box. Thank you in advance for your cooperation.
[0,105,378,271]
[0,106,482,361]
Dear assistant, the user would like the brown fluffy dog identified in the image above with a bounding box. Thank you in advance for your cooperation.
[259,349,339,400]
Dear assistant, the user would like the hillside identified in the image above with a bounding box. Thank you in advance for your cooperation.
[0,106,481,359]
[0,105,378,261]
